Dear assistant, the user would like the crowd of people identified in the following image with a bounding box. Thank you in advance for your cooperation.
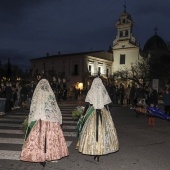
[0,80,36,113]
[106,82,170,115]
[0,78,87,114]
[0,78,170,116]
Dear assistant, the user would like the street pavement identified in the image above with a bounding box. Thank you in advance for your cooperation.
[0,101,170,170]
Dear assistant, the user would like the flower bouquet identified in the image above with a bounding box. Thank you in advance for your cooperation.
[72,106,84,120]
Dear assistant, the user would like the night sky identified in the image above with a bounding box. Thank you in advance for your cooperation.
[0,0,170,70]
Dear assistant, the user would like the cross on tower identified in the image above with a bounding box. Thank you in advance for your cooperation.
[123,1,127,12]
[153,26,158,35]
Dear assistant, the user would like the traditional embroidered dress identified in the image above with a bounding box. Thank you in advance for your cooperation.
[78,77,119,155]
[20,79,68,162]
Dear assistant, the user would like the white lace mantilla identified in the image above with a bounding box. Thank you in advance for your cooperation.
[28,79,62,124]
[85,77,112,109]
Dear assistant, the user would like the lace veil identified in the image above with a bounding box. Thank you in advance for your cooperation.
[28,79,62,124]
[85,77,112,109]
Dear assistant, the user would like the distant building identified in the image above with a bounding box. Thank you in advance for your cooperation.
[30,51,113,89]
[30,6,170,89]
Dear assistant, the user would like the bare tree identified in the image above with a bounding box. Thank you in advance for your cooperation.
[113,58,150,87]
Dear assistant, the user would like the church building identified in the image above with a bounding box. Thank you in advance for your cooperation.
[30,5,170,90]
[112,6,142,72]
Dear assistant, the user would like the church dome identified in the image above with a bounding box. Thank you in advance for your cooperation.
[143,34,168,51]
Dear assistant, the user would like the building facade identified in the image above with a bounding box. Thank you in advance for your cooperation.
[30,51,113,89]
[112,8,142,73]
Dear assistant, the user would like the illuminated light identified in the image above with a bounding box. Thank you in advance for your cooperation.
[77,82,83,90]
[16,77,21,81]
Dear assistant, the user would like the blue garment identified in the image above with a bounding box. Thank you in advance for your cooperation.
[147,106,170,120]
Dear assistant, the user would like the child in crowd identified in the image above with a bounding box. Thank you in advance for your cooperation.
[148,104,156,127]
[147,87,158,127]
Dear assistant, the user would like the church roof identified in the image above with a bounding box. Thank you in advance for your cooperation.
[30,50,113,62]
[143,34,169,51]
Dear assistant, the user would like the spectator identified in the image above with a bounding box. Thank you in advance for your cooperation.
[147,87,158,107]
[137,85,145,101]
[115,85,120,104]
[20,82,28,108]
[4,82,13,112]
[63,86,68,100]
[163,83,170,115]
[125,84,131,106]
[26,81,35,109]
[129,82,137,109]
[11,86,18,110]
[148,104,156,127]
[119,83,125,105]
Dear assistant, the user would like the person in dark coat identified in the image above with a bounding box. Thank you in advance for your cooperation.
[11,85,18,110]
[63,86,68,100]
[129,82,137,109]
[26,81,35,109]
[147,87,158,107]
[4,82,13,112]
[20,82,28,108]
[119,83,125,105]
[115,85,120,104]
[163,84,170,115]
[73,87,78,100]
[137,85,145,101]
[147,87,158,127]
[106,84,112,100]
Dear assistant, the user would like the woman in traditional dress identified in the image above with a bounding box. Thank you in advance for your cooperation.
[20,79,69,166]
[78,77,119,162]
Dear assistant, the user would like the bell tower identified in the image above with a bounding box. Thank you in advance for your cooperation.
[113,3,136,46]
[112,3,141,73]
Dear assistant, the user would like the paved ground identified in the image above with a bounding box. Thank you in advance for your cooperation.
[0,101,170,170]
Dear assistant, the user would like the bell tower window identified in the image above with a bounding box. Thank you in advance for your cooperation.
[125,30,128,36]
[120,31,123,37]
[122,19,126,23]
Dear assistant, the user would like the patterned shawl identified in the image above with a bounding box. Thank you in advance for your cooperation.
[28,79,62,124]
[85,77,112,109]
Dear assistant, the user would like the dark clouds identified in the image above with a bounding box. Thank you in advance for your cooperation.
[0,0,170,70]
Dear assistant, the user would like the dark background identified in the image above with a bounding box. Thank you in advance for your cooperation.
[0,0,170,70]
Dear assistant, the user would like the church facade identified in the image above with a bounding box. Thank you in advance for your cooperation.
[112,8,142,72]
